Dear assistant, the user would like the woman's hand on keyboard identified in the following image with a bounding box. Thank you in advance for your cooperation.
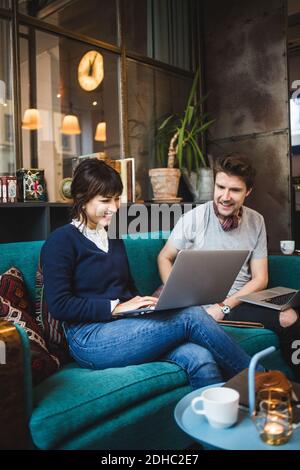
[112,296,158,316]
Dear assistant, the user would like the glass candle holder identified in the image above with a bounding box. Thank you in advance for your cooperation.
[253,388,293,446]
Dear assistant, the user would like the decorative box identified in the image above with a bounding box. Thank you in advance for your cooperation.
[0,175,17,203]
[16,169,47,202]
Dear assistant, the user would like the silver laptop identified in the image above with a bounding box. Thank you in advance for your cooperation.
[239,286,300,311]
[117,249,249,317]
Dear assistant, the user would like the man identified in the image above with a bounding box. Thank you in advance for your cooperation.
[158,153,300,380]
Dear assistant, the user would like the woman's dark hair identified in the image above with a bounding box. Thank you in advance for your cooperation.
[70,158,123,225]
[213,153,256,190]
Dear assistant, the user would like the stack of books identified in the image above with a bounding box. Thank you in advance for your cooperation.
[73,153,135,203]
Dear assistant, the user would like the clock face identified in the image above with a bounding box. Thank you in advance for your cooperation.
[78,50,104,91]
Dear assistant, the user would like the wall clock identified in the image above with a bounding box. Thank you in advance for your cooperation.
[78,50,104,91]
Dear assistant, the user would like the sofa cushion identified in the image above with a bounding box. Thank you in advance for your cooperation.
[59,385,192,450]
[223,325,279,354]
[30,361,189,449]
[0,264,32,313]
[30,324,292,450]
[0,266,60,385]
[0,240,44,302]
[223,325,294,378]
[122,232,167,295]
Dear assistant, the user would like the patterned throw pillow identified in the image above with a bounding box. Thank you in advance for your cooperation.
[0,267,60,385]
[35,263,70,364]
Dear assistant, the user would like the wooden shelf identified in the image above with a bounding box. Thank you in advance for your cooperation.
[0,202,72,243]
[0,201,194,243]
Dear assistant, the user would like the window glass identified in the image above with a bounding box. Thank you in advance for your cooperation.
[18,0,118,46]
[0,0,11,8]
[20,27,120,202]
[0,19,15,175]
[124,0,194,71]
[127,59,192,200]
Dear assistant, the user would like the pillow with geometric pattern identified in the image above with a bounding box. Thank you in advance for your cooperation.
[0,266,60,385]
[35,263,70,365]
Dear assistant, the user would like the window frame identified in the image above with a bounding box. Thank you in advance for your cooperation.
[0,0,202,180]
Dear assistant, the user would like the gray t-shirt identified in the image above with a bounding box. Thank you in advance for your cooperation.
[169,201,267,297]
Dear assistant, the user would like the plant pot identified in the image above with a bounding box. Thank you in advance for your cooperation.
[182,167,214,203]
[149,168,181,199]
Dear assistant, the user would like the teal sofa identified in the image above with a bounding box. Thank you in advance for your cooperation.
[0,234,298,450]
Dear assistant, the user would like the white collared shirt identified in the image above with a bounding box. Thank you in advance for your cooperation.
[71,219,119,312]
[71,218,109,252]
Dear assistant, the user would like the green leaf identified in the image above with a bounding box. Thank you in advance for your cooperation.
[186,143,192,174]
[193,119,216,136]
[158,115,174,131]
[186,105,195,126]
[154,67,216,170]
[190,135,207,167]
[186,69,199,109]
[189,138,200,171]
[177,126,185,168]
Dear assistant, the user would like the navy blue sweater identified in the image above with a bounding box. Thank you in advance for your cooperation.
[41,224,140,323]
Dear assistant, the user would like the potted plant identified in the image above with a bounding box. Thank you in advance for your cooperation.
[149,70,215,202]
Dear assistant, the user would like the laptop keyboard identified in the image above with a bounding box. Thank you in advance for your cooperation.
[264,292,295,306]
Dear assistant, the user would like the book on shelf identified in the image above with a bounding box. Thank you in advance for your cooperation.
[73,153,135,203]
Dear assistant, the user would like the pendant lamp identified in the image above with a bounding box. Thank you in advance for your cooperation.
[94,121,106,141]
[61,114,81,135]
[22,108,42,130]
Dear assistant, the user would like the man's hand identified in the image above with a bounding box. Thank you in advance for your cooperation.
[205,304,225,321]
[112,296,158,317]
[279,308,299,328]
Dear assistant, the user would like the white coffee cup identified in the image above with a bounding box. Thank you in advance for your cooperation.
[191,387,240,428]
[280,240,295,255]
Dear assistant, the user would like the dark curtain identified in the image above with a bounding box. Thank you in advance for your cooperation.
[148,0,192,71]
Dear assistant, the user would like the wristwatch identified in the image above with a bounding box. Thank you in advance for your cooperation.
[218,302,231,315]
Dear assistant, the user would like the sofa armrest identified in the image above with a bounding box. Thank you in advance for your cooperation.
[0,320,32,449]
[268,255,300,289]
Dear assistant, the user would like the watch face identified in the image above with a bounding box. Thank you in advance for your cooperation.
[222,305,231,314]
[78,50,104,91]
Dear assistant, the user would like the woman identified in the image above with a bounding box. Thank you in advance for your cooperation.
[41,158,262,390]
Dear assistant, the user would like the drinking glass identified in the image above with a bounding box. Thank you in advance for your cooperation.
[253,388,293,445]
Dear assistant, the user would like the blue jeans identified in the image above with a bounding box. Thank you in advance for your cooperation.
[64,306,258,390]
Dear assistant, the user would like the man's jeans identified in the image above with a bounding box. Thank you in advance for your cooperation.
[64,306,257,390]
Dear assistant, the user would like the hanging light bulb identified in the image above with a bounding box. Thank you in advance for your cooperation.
[94,122,106,141]
[60,114,81,135]
[22,108,42,130]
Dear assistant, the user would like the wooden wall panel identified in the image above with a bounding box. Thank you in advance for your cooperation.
[203,0,290,251]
